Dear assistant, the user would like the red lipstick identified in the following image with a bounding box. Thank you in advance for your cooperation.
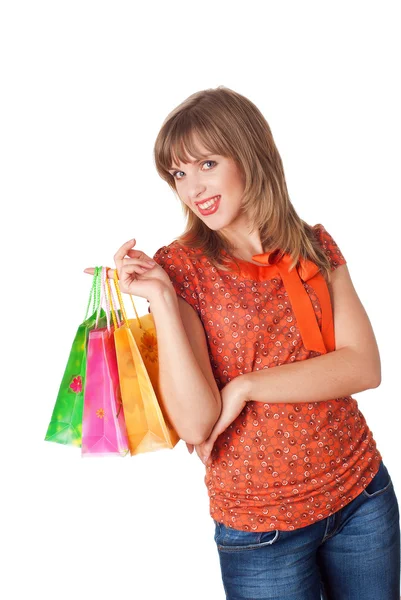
[196,195,221,216]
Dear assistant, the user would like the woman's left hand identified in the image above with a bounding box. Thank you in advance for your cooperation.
[195,377,249,465]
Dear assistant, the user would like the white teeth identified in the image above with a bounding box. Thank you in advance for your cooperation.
[199,196,219,210]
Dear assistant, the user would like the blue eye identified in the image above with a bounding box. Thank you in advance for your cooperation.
[172,160,216,180]
[204,160,216,169]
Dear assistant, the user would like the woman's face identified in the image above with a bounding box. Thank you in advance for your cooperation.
[168,139,246,232]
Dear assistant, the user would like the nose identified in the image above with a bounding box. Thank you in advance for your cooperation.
[186,173,207,202]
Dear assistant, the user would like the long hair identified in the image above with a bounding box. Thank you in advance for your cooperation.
[153,86,333,283]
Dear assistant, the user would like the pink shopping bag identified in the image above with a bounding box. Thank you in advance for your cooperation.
[81,267,129,457]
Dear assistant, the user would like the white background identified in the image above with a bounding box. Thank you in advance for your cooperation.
[1,2,400,599]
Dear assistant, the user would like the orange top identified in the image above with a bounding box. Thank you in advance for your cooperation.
[243,248,334,354]
[153,224,382,532]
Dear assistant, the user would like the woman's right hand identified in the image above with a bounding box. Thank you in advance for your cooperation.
[83,238,173,303]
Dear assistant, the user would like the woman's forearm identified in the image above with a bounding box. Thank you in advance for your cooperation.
[237,347,381,405]
[149,287,220,445]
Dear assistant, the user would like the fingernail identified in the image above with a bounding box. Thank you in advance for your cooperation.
[147,260,156,265]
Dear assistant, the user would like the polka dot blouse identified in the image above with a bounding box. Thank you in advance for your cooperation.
[152,224,382,532]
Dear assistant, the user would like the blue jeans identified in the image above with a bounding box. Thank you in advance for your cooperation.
[213,460,400,599]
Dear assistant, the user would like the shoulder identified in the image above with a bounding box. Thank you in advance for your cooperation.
[153,240,202,269]
[152,241,203,313]
[312,223,347,271]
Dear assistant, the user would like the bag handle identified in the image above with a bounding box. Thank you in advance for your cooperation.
[95,266,122,332]
[104,267,144,330]
[84,265,145,330]
[107,272,122,328]
[102,266,121,331]
[101,266,111,331]
[96,267,110,331]
[84,266,102,322]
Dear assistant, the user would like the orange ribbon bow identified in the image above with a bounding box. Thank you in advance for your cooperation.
[250,251,334,354]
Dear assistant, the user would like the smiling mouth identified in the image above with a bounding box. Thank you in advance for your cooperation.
[197,195,220,210]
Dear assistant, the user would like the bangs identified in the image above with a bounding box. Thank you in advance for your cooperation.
[171,131,212,168]
[158,112,228,176]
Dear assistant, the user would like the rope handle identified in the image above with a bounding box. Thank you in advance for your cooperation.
[109,267,143,330]
[84,266,145,330]
[95,266,121,332]
[84,266,102,322]
[104,267,122,330]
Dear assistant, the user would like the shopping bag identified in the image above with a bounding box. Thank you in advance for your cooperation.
[112,270,180,455]
[81,267,129,457]
[44,267,110,447]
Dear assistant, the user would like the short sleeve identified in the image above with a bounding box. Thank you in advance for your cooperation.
[313,223,347,271]
[152,243,201,314]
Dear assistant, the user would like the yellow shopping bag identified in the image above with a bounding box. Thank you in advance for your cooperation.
[111,271,180,455]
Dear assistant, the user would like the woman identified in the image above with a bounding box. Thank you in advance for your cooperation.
[85,86,400,599]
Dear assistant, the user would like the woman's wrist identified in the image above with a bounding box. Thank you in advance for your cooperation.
[229,373,252,403]
[148,282,178,312]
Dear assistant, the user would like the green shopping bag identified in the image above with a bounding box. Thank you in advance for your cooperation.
[44,267,121,447]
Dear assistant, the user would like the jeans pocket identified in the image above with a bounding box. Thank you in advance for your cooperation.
[362,461,392,499]
[215,522,280,552]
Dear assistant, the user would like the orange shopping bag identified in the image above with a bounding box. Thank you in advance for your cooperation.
[111,271,180,455]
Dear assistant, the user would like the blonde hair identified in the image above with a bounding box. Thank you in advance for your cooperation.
[153,86,333,283]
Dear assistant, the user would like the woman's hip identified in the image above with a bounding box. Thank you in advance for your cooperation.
[213,460,400,600]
